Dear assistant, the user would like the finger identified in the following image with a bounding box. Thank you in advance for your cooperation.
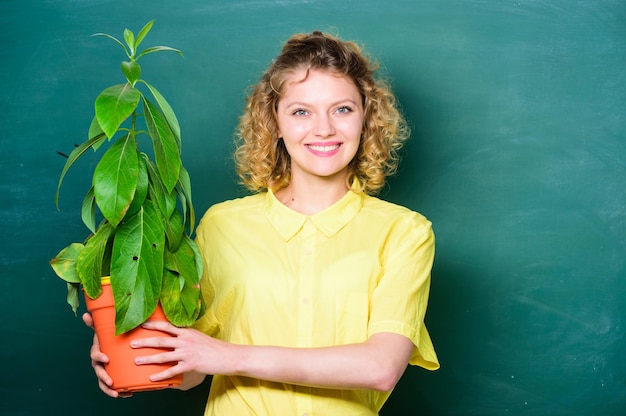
[98,378,120,398]
[90,356,119,398]
[89,339,110,364]
[94,364,115,390]
[134,350,179,366]
[81,314,129,398]
[97,377,132,398]
[82,312,94,328]
[141,320,182,335]
[130,333,180,350]
[146,362,184,383]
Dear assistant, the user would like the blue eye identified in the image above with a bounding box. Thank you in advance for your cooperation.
[336,106,352,114]
[293,109,308,116]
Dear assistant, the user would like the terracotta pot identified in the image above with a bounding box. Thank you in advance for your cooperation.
[84,280,183,393]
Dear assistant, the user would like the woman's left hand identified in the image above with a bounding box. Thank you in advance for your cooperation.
[131,321,240,383]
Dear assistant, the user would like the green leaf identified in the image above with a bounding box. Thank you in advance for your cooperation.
[50,243,84,284]
[123,28,135,56]
[175,185,188,231]
[50,243,87,315]
[76,223,114,300]
[95,83,141,139]
[143,98,180,192]
[81,186,96,233]
[188,236,204,281]
[161,235,203,326]
[66,282,81,316]
[164,209,184,251]
[144,156,176,220]
[121,61,141,85]
[88,116,107,151]
[141,81,181,144]
[125,154,148,218]
[110,200,165,334]
[93,133,138,227]
[134,20,154,53]
[136,45,184,62]
[177,165,195,232]
[188,237,205,319]
[92,33,129,57]
[55,132,107,208]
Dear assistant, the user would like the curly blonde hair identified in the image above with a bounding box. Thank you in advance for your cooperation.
[234,31,410,195]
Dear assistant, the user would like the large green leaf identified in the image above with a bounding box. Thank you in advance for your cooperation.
[93,134,138,227]
[76,223,114,300]
[95,83,141,139]
[110,200,165,334]
[143,98,180,192]
[55,132,106,208]
[161,235,204,326]
[141,81,181,144]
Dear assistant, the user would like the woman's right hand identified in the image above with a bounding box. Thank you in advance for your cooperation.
[82,312,132,398]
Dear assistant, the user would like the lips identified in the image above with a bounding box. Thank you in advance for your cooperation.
[305,143,343,158]
[307,144,341,152]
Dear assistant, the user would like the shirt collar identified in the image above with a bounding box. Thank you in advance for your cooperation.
[265,188,364,241]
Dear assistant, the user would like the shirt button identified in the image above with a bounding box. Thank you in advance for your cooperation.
[302,297,310,304]
[304,248,312,255]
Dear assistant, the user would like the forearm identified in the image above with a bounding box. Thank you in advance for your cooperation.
[134,323,414,392]
[232,332,414,392]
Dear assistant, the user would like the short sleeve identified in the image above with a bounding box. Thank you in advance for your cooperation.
[368,212,439,370]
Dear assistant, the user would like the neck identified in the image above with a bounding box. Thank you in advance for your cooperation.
[275,176,350,215]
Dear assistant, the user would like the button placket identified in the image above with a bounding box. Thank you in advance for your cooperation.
[297,220,315,348]
[296,221,315,415]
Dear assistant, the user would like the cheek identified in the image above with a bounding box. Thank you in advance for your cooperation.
[280,120,309,139]
[340,120,364,141]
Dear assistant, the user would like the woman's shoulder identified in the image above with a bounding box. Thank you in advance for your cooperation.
[360,195,434,248]
[198,193,266,224]
[361,194,431,227]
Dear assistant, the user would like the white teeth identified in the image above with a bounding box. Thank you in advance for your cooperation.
[308,144,340,152]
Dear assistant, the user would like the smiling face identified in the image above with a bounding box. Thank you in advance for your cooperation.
[276,68,364,188]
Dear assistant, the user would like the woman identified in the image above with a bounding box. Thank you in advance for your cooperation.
[86,31,439,415]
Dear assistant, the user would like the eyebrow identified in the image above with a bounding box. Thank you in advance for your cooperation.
[283,98,360,109]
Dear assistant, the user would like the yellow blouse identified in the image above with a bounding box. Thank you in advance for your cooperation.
[194,189,439,415]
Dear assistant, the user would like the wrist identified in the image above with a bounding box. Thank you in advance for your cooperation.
[231,343,255,377]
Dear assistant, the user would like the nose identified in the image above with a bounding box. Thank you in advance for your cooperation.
[312,113,335,137]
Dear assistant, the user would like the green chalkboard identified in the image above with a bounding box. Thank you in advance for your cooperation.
[1,1,624,415]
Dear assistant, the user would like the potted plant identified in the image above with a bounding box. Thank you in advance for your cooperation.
[50,20,204,392]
